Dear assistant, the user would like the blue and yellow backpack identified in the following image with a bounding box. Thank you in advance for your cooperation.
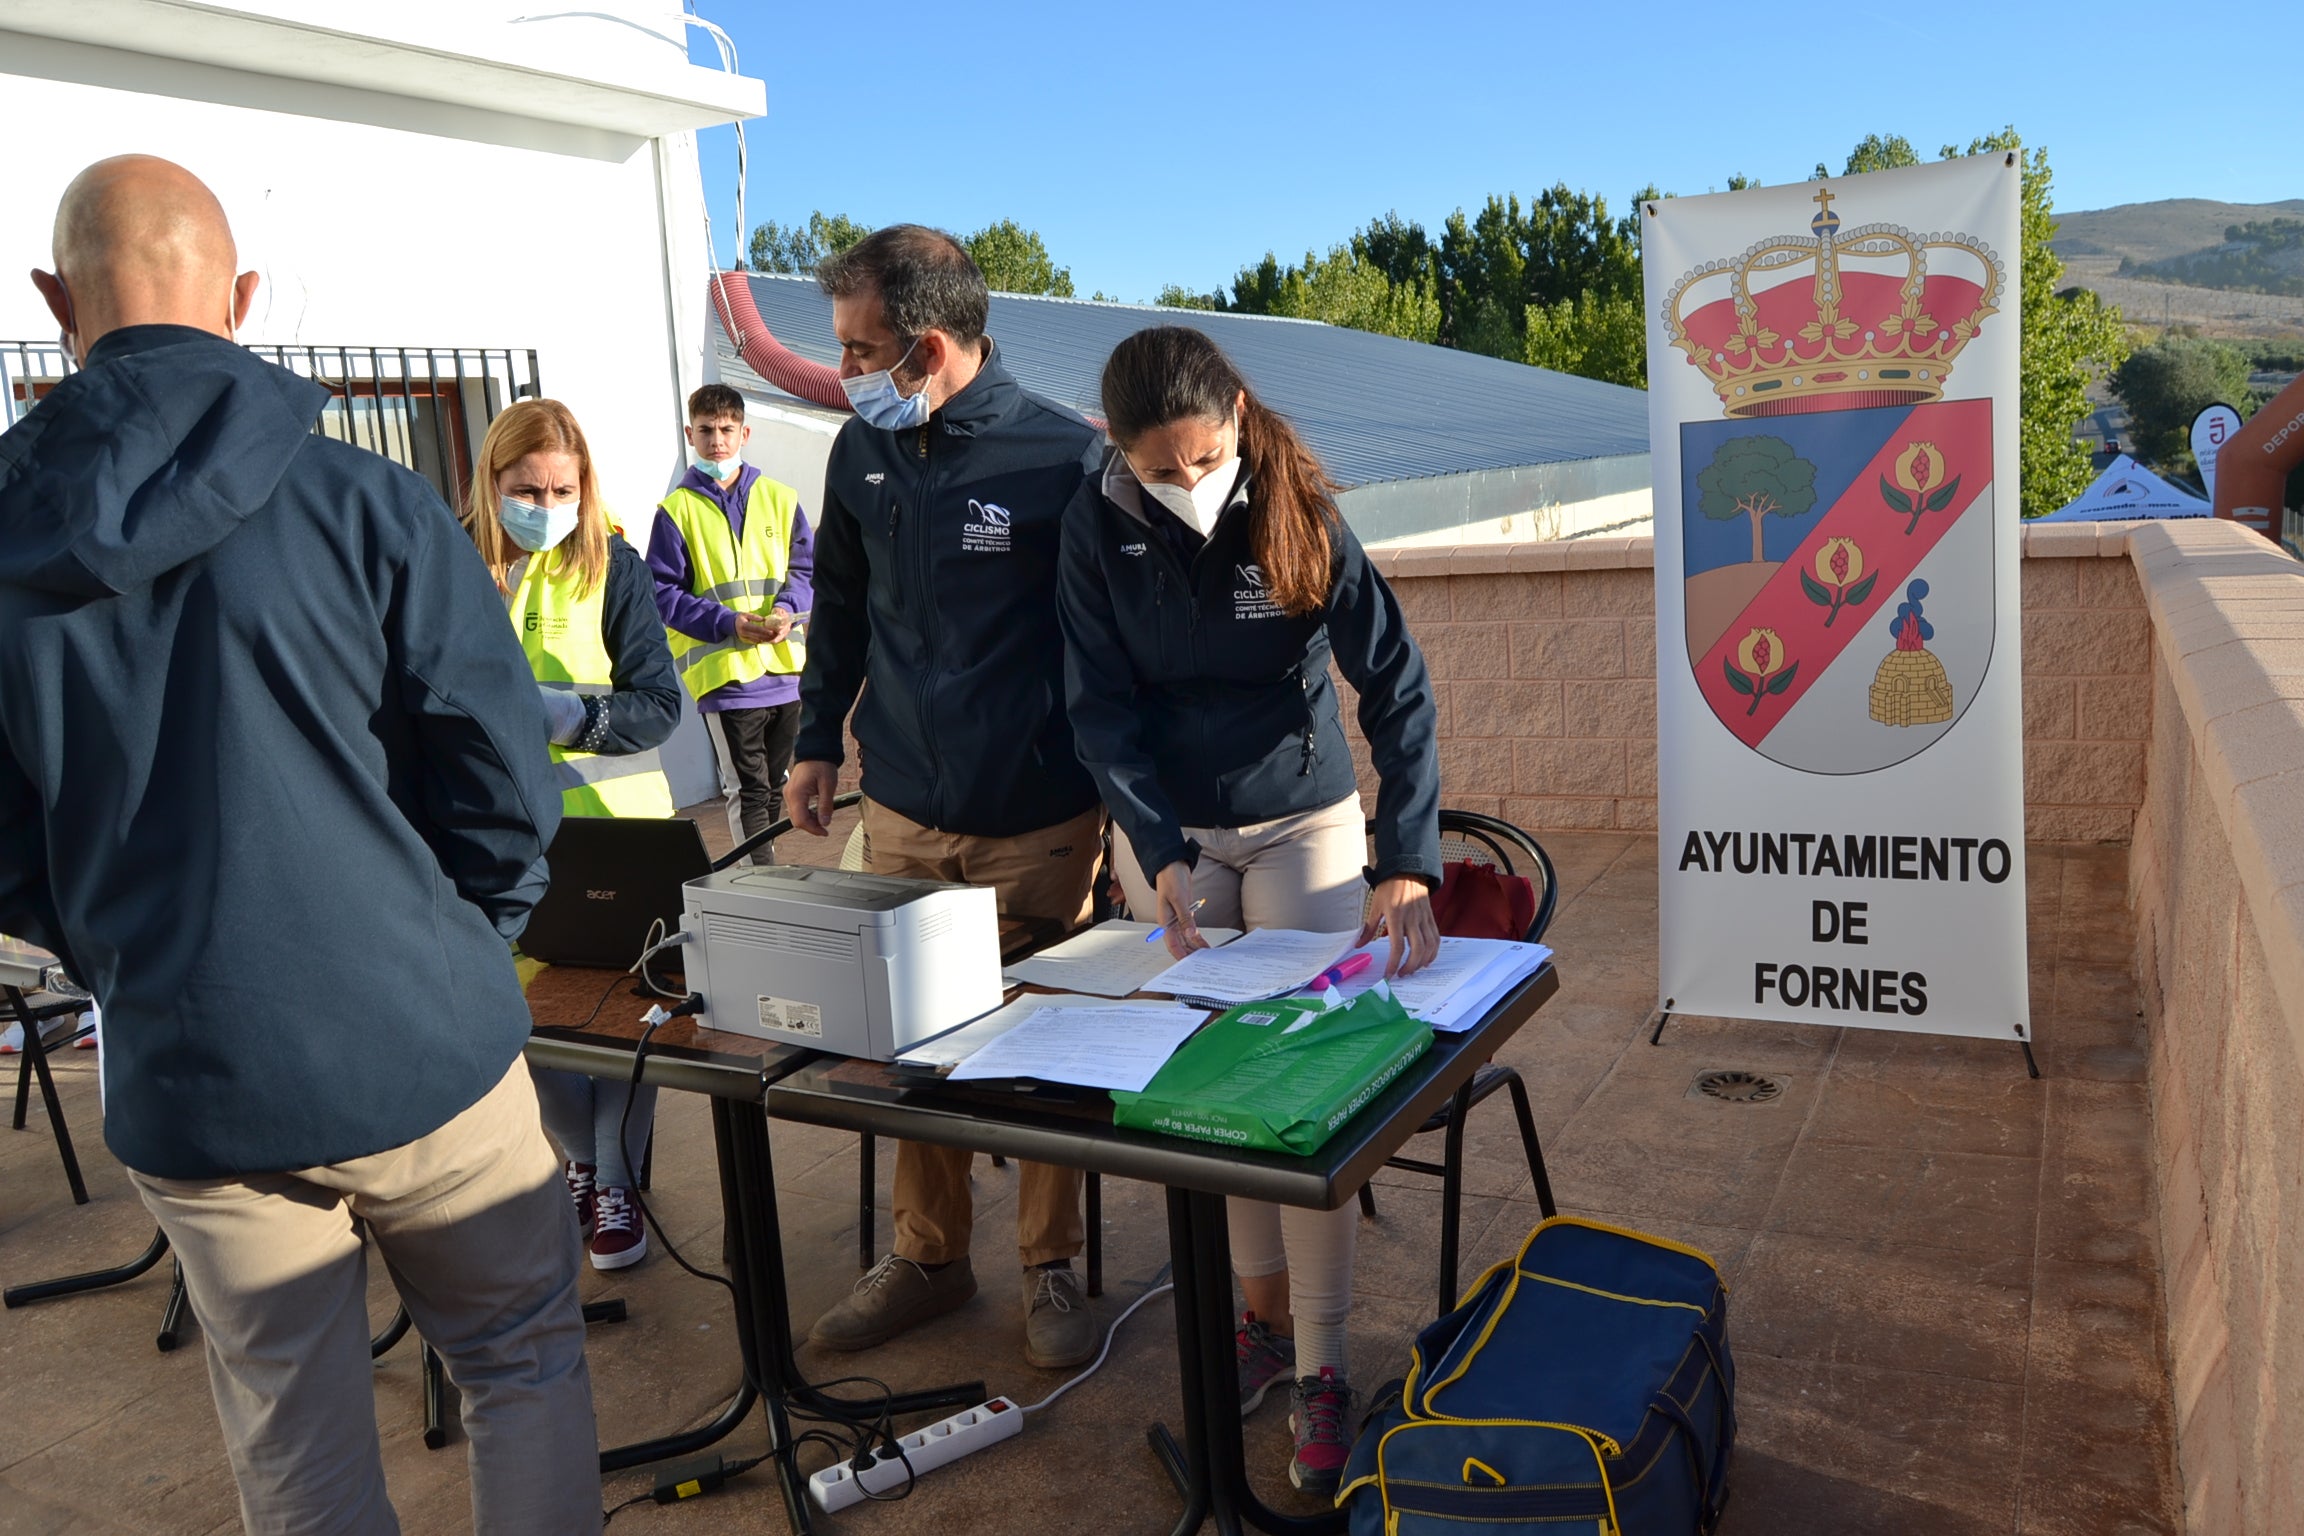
[1339,1217,1735,1535]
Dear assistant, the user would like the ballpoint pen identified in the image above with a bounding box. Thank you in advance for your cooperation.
[1144,898,1207,944]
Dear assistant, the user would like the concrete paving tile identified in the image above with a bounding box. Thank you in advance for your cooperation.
[1803,1069,2047,1160]
[1620,1010,1842,1075]
[0,1374,243,1535]
[1734,1232,2034,1385]
[1723,1352,2024,1534]
[0,1477,158,1536]
[1546,1066,1810,1231]
[1762,1142,2042,1259]
[2017,1263,2183,1536]
[2037,1081,2160,1269]
[1346,1181,1505,1312]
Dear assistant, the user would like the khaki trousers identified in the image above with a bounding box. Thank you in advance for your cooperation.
[1109,793,1369,936]
[1112,794,1367,1313]
[863,797,1099,1266]
[130,1060,599,1536]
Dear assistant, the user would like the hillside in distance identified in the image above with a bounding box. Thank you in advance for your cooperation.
[2052,198,2304,337]
[2054,198,2304,266]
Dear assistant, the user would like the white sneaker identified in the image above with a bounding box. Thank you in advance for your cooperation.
[0,1020,20,1054]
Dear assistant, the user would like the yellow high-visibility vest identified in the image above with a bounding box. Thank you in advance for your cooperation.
[659,475,806,700]
[512,553,676,819]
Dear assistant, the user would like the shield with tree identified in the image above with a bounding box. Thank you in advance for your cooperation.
[1698,435,1818,563]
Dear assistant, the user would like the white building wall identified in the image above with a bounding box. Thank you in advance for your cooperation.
[0,7,752,807]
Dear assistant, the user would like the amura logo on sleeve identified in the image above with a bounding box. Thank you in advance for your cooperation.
[961,498,1013,554]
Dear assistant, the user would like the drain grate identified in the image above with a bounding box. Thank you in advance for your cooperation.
[1692,1070,1785,1104]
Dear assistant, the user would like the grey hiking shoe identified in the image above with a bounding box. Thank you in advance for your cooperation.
[1236,1312,1296,1416]
[809,1254,976,1352]
[1023,1264,1096,1370]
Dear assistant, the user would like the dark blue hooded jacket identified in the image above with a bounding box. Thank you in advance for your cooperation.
[0,326,561,1179]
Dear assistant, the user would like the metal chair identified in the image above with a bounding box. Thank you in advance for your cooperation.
[1359,809,1560,1317]
[5,977,94,1204]
[718,793,1105,1297]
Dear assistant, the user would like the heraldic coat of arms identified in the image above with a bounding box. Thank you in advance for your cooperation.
[1665,186,2006,775]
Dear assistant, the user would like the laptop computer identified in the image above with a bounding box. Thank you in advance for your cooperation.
[519,817,712,969]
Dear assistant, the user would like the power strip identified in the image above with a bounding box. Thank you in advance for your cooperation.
[807,1397,1023,1513]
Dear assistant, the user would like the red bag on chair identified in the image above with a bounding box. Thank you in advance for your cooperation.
[1429,859,1537,941]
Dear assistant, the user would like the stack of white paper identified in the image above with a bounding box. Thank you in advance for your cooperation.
[1001,919,1244,998]
[945,1002,1207,1091]
[1316,937,1552,1033]
[1140,928,1364,1007]
[895,993,1189,1070]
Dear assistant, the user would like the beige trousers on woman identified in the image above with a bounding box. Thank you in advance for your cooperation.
[1111,793,1368,1339]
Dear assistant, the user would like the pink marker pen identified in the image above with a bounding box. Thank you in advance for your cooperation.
[1311,951,1376,992]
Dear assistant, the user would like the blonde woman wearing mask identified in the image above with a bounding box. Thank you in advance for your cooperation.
[463,398,680,1269]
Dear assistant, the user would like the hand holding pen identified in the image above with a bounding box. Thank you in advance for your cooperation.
[1147,864,1207,960]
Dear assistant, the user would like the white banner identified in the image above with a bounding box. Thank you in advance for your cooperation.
[1643,155,2028,1042]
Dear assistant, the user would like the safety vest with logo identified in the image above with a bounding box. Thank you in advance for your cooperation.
[658,476,807,700]
[512,554,677,819]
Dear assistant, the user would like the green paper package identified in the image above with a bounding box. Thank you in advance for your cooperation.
[1110,987,1431,1156]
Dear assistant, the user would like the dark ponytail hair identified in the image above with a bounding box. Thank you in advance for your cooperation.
[1101,326,1338,616]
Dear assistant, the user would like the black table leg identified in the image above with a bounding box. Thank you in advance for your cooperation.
[1436,1078,1475,1319]
[1151,1185,1214,1536]
[1166,1188,1347,1536]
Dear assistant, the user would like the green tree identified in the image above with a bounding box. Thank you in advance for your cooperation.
[1222,244,1442,342]
[1697,436,1818,563]
[1816,133,1920,179]
[1524,288,1646,388]
[1826,128,2131,517]
[747,211,872,274]
[964,219,1075,297]
[1154,284,1223,310]
[1221,187,1647,382]
[2111,336,2257,473]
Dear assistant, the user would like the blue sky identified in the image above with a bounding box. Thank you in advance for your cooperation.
[686,0,2291,304]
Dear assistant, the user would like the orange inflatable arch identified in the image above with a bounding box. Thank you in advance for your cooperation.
[2214,372,2304,541]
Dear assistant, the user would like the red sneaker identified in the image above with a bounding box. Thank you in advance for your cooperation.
[563,1161,597,1240]
[590,1186,648,1271]
[1288,1368,1357,1494]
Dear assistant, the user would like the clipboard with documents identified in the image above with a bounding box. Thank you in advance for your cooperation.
[1140,927,1363,1007]
[1001,919,1245,999]
[1110,986,1430,1156]
[1311,937,1553,1032]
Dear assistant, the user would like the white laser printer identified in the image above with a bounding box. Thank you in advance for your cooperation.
[680,864,1004,1059]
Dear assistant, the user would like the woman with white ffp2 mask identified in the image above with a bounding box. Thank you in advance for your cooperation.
[460,399,684,1273]
[1056,325,1444,1499]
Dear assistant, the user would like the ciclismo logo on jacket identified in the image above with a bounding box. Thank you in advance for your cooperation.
[1233,563,1283,621]
[962,498,1013,554]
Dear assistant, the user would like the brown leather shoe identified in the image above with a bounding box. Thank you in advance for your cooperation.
[809,1255,977,1351]
[1023,1264,1095,1370]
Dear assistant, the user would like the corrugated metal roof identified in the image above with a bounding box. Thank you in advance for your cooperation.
[714,273,1648,491]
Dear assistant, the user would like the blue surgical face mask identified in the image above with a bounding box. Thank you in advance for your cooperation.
[841,338,932,431]
[501,495,580,554]
[693,450,743,480]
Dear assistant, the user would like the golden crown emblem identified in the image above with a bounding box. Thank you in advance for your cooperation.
[1666,186,2005,418]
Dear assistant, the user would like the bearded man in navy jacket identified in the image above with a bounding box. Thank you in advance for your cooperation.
[781,226,1105,1372]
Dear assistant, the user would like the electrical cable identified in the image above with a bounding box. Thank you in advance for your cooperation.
[1019,1280,1177,1416]
[606,997,916,1494]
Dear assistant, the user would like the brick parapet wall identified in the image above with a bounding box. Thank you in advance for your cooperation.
[1346,524,2151,842]
[2122,519,2304,1534]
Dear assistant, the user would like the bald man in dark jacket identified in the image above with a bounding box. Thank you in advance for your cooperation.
[0,156,598,1534]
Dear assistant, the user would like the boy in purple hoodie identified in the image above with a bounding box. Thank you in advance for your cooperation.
[647,384,815,859]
